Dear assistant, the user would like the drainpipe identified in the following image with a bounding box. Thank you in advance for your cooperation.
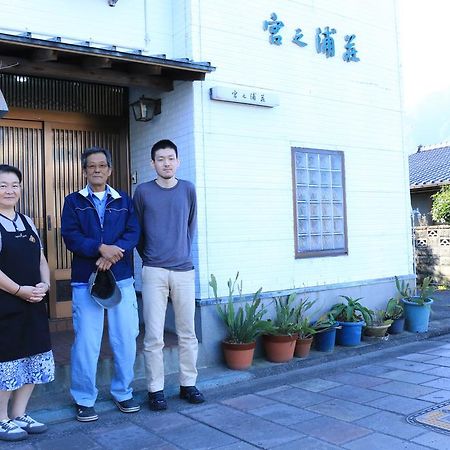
[143,0,150,51]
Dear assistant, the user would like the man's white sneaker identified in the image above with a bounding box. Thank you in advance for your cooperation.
[0,419,28,441]
[13,414,47,434]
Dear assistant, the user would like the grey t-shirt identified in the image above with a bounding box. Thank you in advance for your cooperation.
[133,179,197,271]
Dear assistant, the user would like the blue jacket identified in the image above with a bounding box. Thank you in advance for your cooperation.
[61,185,140,283]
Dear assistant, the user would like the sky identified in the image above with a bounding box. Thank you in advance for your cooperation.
[398,0,450,149]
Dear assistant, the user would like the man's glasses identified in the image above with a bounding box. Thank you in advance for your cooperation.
[86,164,109,171]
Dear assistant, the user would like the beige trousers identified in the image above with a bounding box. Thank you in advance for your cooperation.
[141,266,198,392]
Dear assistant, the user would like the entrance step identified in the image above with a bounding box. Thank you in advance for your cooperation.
[33,326,181,399]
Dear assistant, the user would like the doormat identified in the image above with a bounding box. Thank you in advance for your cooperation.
[407,400,450,435]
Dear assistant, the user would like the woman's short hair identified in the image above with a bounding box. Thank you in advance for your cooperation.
[81,147,113,169]
[0,164,22,182]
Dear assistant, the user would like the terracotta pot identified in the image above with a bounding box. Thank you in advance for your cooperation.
[262,334,298,363]
[222,341,256,370]
[294,336,313,358]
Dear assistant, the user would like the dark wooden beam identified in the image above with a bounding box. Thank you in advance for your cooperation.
[81,56,112,70]
[0,55,174,91]
[31,49,58,62]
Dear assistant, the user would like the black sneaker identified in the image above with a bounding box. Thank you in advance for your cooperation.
[179,386,205,404]
[75,405,98,422]
[114,397,141,413]
[148,390,167,411]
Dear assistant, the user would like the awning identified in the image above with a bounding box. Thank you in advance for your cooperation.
[0,88,8,117]
[0,33,215,91]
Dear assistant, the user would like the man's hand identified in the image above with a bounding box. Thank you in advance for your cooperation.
[98,244,124,263]
[96,256,113,271]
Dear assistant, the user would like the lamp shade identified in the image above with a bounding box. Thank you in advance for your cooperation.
[130,96,161,122]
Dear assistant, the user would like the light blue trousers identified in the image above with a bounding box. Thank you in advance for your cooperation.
[70,278,139,407]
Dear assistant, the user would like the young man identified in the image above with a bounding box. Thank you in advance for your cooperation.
[61,147,141,422]
[133,139,204,410]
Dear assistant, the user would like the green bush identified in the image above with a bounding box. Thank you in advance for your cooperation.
[431,185,450,223]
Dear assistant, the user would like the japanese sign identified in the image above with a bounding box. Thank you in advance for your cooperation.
[210,86,279,108]
[263,12,360,62]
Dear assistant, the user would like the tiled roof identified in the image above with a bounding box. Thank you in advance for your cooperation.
[409,145,450,189]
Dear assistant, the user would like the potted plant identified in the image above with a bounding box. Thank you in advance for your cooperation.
[312,313,340,352]
[385,296,404,334]
[330,296,373,346]
[402,276,435,333]
[211,273,268,370]
[262,293,299,363]
[294,298,317,358]
[364,309,393,337]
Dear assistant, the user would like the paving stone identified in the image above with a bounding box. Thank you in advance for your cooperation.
[257,386,331,408]
[130,411,197,432]
[383,360,437,372]
[398,353,440,362]
[377,369,439,384]
[221,394,276,411]
[343,431,430,449]
[421,348,450,358]
[163,422,239,449]
[291,415,372,445]
[214,443,258,449]
[423,366,450,378]
[255,385,291,396]
[324,372,389,388]
[423,377,450,391]
[369,394,433,414]
[372,380,438,398]
[412,430,450,449]
[249,402,319,425]
[271,435,341,449]
[305,398,378,422]
[89,423,168,450]
[182,404,304,448]
[418,389,450,403]
[425,357,450,367]
[349,364,394,377]
[322,384,388,403]
[35,433,102,450]
[355,410,426,439]
[291,378,341,392]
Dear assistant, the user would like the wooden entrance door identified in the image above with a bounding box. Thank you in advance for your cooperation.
[0,116,129,318]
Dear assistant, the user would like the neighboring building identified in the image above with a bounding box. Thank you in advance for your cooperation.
[0,1,413,364]
[409,143,450,225]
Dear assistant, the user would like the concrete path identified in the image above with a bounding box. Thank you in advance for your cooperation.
[6,333,450,449]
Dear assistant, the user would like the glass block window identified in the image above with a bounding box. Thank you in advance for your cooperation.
[292,148,348,258]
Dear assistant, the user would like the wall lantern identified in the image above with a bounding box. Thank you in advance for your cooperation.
[0,89,8,118]
[130,96,161,122]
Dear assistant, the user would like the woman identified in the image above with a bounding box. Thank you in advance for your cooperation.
[0,164,54,442]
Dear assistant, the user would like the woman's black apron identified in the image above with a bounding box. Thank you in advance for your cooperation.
[0,213,51,363]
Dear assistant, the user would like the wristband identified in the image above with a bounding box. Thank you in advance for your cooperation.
[13,285,21,295]
[42,281,50,290]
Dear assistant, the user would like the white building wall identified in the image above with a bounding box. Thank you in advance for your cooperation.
[188,0,412,299]
[0,0,180,57]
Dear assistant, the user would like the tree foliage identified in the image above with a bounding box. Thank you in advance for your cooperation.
[431,185,450,224]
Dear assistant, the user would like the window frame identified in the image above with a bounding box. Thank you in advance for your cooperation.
[291,147,348,258]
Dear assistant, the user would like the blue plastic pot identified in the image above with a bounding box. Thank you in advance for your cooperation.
[402,297,433,333]
[336,321,365,346]
[388,317,405,334]
[314,326,337,352]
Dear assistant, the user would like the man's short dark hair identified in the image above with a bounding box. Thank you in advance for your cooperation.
[151,139,178,161]
[81,147,113,169]
[0,164,22,183]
